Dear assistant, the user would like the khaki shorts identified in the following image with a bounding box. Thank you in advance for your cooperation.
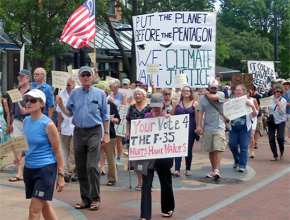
[201,130,226,152]
[256,116,263,132]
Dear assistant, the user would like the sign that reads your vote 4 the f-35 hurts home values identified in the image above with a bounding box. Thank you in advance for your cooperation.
[132,12,216,88]
[129,114,189,160]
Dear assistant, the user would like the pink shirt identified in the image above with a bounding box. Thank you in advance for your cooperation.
[145,111,166,118]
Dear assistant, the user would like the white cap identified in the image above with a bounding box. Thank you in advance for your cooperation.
[23,89,46,103]
[208,79,219,87]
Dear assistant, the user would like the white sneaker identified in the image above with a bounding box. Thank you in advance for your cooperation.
[270,157,278,161]
[206,172,214,178]
[280,154,284,160]
[214,171,221,180]
[239,168,245,173]
[249,152,255,158]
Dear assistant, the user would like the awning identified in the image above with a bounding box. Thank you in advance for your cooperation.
[216,66,240,78]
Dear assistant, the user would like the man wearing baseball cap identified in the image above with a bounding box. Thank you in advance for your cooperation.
[122,79,131,90]
[195,79,226,180]
[56,66,110,211]
[9,69,35,182]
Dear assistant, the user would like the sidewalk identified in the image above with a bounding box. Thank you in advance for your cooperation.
[0,134,289,220]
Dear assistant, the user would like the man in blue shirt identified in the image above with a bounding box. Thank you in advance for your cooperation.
[56,66,110,211]
[30,68,55,118]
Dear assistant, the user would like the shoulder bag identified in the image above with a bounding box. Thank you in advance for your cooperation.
[267,97,281,127]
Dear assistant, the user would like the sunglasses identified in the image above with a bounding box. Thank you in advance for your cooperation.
[67,84,71,86]
[25,98,40,104]
[80,73,92,77]
[34,73,40,76]
[164,93,171,96]
[182,90,191,93]
[276,91,283,93]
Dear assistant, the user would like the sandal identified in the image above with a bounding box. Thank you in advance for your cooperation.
[107,181,116,186]
[89,201,100,211]
[101,170,106,175]
[163,210,174,218]
[174,171,180,177]
[9,177,23,182]
[75,201,90,209]
[135,185,142,191]
[186,170,191,176]
[171,171,175,175]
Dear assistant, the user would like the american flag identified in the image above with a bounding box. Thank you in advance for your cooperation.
[60,0,95,49]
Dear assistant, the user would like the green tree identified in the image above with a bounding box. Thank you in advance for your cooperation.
[0,0,84,71]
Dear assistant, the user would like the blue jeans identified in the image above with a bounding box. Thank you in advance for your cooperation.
[228,124,252,169]
[268,121,285,158]
[174,130,196,171]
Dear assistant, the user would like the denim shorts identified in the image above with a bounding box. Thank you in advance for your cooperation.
[24,163,57,201]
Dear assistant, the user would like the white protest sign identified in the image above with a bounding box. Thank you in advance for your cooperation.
[132,12,216,88]
[52,71,68,90]
[223,95,253,121]
[146,63,159,75]
[7,89,23,103]
[247,61,275,94]
[88,53,95,63]
[72,69,82,86]
[119,89,133,105]
[67,65,72,74]
[260,97,274,108]
[0,135,29,157]
[115,105,129,137]
[129,114,189,160]
[174,74,187,85]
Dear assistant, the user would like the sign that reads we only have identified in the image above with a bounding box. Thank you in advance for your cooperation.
[132,12,216,88]
[129,114,189,160]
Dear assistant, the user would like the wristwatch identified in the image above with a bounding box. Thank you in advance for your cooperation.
[104,132,109,135]
[58,172,65,177]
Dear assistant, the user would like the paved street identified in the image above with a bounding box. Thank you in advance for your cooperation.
[0,134,289,220]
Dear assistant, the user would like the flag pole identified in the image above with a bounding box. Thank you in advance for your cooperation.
[94,38,97,69]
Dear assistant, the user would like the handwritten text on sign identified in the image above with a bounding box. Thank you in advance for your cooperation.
[247,61,275,94]
[52,71,69,90]
[146,63,159,75]
[0,136,29,157]
[7,89,23,103]
[232,74,253,90]
[260,97,273,108]
[132,12,216,88]
[115,105,128,137]
[223,95,253,121]
[129,114,189,160]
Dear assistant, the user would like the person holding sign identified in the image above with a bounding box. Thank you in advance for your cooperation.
[0,92,10,171]
[266,84,286,161]
[139,93,175,219]
[228,85,257,172]
[125,88,151,191]
[14,89,65,219]
[171,86,198,177]
[55,66,110,211]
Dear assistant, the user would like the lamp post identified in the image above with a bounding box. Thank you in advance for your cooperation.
[270,1,290,75]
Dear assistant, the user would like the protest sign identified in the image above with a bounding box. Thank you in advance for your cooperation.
[260,97,273,108]
[52,71,68,90]
[72,69,82,85]
[232,74,253,90]
[146,63,160,75]
[247,61,275,94]
[88,53,95,63]
[129,114,189,160]
[119,89,133,105]
[67,65,72,74]
[0,135,29,157]
[174,74,187,85]
[7,89,23,108]
[115,105,129,137]
[223,95,253,121]
[132,12,216,88]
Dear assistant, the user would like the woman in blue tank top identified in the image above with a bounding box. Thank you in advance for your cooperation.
[14,89,65,219]
[171,86,199,177]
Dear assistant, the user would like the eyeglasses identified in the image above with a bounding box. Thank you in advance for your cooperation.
[164,93,171,96]
[210,87,217,90]
[34,73,40,76]
[17,75,26,79]
[182,90,190,93]
[25,98,40,104]
[276,91,283,94]
[80,73,92,77]
[136,84,141,87]
[67,84,71,87]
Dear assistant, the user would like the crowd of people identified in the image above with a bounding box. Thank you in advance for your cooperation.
[0,66,288,220]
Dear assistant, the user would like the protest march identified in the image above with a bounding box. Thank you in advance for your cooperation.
[0,0,289,220]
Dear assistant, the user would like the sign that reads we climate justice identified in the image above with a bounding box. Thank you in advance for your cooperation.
[132,12,216,88]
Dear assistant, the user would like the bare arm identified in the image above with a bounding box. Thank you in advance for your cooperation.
[46,122,65,192]
[48,106,54,119]
[102,120,109,146]
[125,120,131,140]
[122,93,127,105]
[3,99,10,134]
[109,96,115,104]
[171,100,178,115]
[55,96,71,117]
[205,92,219,101]
[57,112,62,133]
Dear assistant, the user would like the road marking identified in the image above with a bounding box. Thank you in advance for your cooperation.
[186,167,290,220]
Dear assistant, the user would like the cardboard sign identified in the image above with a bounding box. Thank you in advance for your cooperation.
[247,61,275,94]
[88,53,95,63]
[174,74,187,85]
[0,135,29,157]
[232,74,253,90]
[115,105,129,137]
[72,69,82,86]
[132,12,216,88]
[7,89,23,103]
[260,97,274,108]
[223,95,253,121]
[119,89,133,105]
[129,114,189,160]
[67,65,72,74]
[52,71,68,90]
[146,63,159,75]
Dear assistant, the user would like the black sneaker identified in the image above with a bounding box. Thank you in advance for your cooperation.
[254,143,258,149]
